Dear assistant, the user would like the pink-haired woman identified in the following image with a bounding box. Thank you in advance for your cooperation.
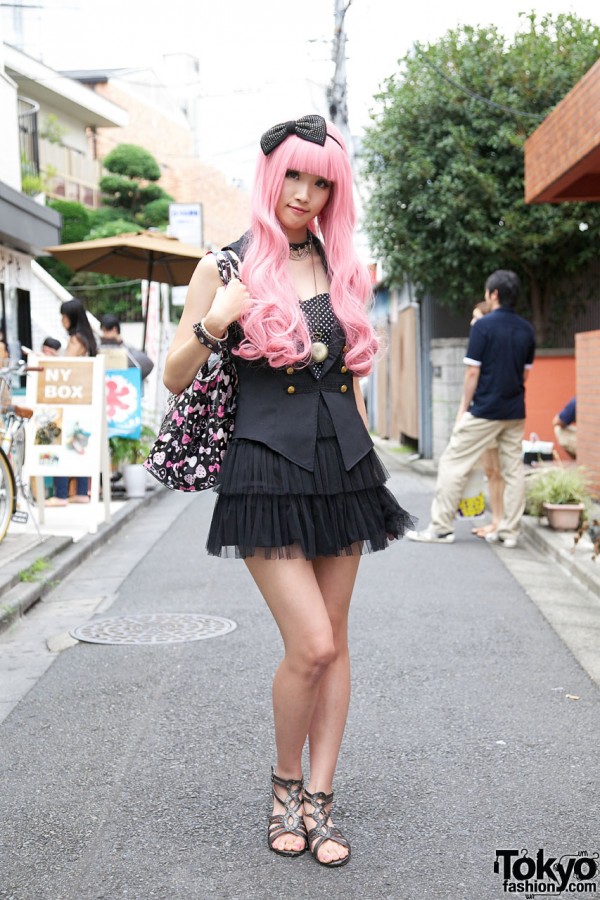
[164,115,414,868]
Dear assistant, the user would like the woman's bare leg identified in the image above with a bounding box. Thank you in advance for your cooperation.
[304,552,361,864]
[486,448,505,530]
[244,553,335,854]
[473,448,504,537]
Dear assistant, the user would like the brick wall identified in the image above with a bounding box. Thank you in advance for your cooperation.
[524,58,600,203]
[91,82,250,249]
[576,329,600,498]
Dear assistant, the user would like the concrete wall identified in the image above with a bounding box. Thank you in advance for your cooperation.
[0,63,21,190]
[430,338,466,461]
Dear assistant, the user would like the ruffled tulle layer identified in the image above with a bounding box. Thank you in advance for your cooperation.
[206,434,416,560]
[213,435,393,497]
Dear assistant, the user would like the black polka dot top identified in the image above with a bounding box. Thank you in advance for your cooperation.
[301,292,336,379]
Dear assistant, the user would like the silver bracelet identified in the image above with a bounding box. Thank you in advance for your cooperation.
[192,319,228,353]
[200,318,228,343]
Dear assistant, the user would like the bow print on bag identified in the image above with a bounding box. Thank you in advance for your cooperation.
[144,249,240,492]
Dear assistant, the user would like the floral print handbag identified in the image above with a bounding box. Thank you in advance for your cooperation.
[144,251,239,492]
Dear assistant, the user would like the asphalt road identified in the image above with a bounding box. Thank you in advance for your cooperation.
[1,470,599,900]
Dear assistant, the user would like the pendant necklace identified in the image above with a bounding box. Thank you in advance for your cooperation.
[288,237,312,261]
[307,235,329,364]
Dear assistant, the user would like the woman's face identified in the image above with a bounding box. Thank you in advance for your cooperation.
[61,314,71,331]
[275,169,332,238]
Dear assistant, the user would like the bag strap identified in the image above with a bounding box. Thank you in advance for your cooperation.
[214,249,240,286]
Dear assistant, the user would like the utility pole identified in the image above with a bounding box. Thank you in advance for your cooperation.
[327,0,353,160]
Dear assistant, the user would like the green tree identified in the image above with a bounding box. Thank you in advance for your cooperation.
[38,148,172,317]
[99,144,173,221]
[48,199,90,243]
[37,200,92,284]
[142,198,172,227]
[362,13,600,342]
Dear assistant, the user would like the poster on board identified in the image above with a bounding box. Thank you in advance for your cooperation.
[23,355,111,529]
[106,367,142,439]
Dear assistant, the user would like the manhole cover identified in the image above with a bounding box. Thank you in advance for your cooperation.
[70,613,237,645]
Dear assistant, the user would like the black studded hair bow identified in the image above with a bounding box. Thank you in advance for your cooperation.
[260,114,342,156]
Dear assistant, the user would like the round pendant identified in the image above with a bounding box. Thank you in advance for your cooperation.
[311,341,329,364]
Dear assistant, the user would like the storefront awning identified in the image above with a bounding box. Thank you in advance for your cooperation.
[0,180,61,256]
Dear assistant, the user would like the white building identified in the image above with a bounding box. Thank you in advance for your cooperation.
[0,41,127,359]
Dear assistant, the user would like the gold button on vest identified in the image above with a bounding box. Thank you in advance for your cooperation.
[286,367,295,375]
[287,385,295,394]
[342,344,349,352]
[341,365,348,374]
[340,384,348,393]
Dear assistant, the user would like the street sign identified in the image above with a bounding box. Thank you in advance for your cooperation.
[168,203,203,247]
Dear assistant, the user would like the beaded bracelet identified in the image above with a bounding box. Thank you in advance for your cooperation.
[193,319,228,353]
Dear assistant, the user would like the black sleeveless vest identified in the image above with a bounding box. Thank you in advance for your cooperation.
[222,234,373,472]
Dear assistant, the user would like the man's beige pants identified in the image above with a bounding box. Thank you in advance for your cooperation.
[430,414,526,539]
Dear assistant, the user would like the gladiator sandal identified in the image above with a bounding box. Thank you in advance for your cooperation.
[303,787,351,868]
[268,768,307,858]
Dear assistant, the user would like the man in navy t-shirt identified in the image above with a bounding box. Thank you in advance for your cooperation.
[409,270,535,548]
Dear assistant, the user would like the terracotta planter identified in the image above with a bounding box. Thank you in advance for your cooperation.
[542,502,585,531]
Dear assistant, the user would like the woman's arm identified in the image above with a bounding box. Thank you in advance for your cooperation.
[455,365,480,424]
[164,254,250,395]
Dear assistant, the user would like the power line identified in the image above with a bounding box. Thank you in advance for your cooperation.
[419,55,546,121]
[12,66,314,103]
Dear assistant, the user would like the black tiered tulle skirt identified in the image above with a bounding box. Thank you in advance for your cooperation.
[206,399,415,560]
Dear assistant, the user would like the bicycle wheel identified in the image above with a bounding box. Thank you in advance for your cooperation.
[0,447,16,543]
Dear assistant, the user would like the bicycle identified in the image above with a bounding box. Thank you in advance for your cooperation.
[0,360,42,543]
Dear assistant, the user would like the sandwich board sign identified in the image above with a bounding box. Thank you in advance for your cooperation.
[24,356,111,530]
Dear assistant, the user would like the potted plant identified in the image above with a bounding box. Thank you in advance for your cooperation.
[109,425,155,498]
[525,466,591,531]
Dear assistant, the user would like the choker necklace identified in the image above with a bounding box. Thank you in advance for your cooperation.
[289,236,312,261]
[307,235,329,364]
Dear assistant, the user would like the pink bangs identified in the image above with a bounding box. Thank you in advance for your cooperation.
[236,120,378,376]
[259,129,351,206]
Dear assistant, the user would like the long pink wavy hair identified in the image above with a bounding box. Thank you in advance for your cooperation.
[236,120,379,376]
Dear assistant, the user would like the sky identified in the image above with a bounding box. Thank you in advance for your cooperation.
[4,0,600,186]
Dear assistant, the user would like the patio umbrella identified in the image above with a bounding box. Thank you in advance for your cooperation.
[44,230,205,348]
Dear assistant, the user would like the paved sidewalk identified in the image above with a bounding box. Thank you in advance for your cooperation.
[0,486,167,635]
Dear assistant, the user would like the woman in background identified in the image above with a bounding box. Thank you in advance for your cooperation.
[47,299,97,506]
[60,299,97,358]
